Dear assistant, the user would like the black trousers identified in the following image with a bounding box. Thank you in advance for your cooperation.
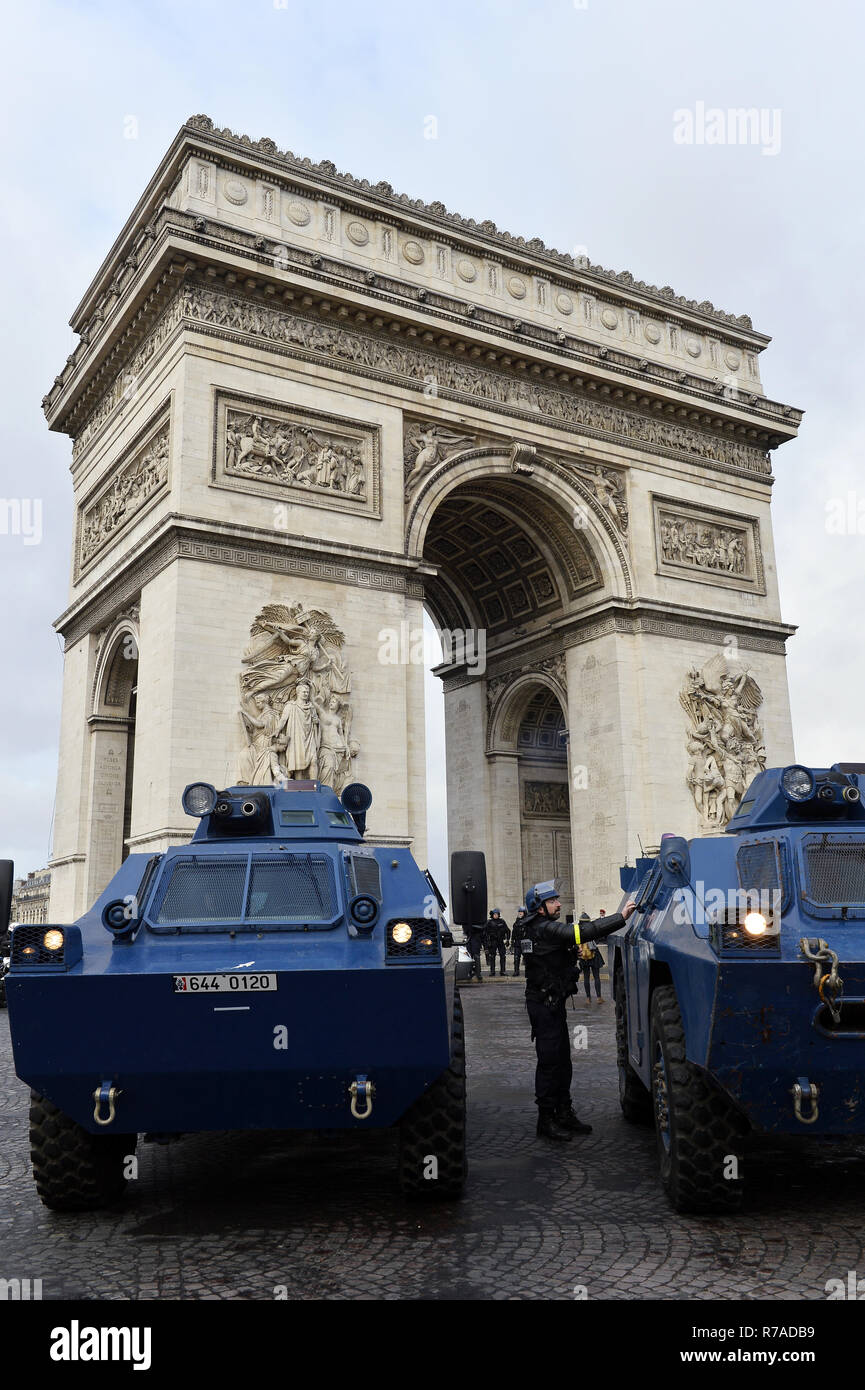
[490,944,506,974]
[468,944,483,981]
[512,943,522,976]
[581,958,602,997]
[526,995,572,1111]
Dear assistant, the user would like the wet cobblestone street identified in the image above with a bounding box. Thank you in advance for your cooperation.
[2,981,864,1301]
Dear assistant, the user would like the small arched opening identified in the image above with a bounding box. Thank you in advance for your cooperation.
[86,624,139,900]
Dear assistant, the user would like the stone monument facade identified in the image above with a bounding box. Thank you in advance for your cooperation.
[44,116,800,922]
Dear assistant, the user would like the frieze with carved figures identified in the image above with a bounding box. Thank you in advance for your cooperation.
[213,393,381,517]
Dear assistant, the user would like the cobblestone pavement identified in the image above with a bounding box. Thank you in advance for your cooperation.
[2,982,864,1301]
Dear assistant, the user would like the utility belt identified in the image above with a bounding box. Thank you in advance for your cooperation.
[524,950,579,1010]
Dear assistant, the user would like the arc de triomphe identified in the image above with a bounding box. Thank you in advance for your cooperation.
[44,116,800,922]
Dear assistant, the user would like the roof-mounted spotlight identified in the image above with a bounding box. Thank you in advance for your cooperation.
[182,782,218,817]
[781,765,815,803]
[341,782,372,836]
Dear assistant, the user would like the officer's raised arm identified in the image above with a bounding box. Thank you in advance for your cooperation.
[574,901,637,943]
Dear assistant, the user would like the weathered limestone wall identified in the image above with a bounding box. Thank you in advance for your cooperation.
[43,119,800,927]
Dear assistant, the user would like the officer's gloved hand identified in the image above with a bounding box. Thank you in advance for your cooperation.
[584,902,637,942]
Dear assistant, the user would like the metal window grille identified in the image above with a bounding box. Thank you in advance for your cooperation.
[246,855,334,920]
[349,854,382,900]
[804,837,865,904]
[150,853,337,931]
[155,857,248,923]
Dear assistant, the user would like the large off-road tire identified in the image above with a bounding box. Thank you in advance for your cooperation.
[614,967,652,1125]
[29,1092,136,1211]
[650,986,747,1213]
[398,991,467,1199]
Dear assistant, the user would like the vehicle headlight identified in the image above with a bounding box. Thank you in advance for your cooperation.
[182,782,218,817]
[743,912,767,936]
[391,922,413,945]
[781,765,815,802]
[43,929,64,952]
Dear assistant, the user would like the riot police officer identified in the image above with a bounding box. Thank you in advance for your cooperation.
[521,880,636,1140]
[463,921,486,983]
[484,909,509,976]
[512,906,527,976]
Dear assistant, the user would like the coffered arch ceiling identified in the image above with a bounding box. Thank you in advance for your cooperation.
[517,686,568,763]
[422,478,601,639]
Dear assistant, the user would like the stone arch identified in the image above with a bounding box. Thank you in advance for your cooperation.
[482,672,574,915]
[86,615,140,898]
[487,667,568,754]
[91,616,140,716]
[405,445,633,603]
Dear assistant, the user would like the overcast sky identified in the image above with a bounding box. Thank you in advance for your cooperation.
[2,0,863,896]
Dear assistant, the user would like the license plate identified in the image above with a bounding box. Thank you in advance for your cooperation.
[172,973,277,993]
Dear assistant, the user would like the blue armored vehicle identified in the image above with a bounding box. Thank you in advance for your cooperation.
[610,762,865,1212]
[3,779,477,1209]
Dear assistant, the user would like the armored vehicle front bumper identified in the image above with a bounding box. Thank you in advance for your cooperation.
[6,959,454,1134]
[708,960,865,1135]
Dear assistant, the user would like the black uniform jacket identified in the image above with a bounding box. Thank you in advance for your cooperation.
[521,909,625,1000]
[464,923,487,952]
[484,916,510,948]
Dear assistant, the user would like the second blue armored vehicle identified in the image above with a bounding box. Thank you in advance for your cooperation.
[611,762,865,1212]
[4,779,476,1209]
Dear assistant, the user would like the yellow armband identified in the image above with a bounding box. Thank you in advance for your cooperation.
[573,923,581,946]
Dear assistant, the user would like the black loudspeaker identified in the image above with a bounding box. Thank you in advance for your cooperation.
[0,861,13,936]
[450,851,487,927]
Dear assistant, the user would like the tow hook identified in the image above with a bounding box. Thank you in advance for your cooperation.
[93,1081,121,1127]
[799,937,844,1024]
[791,1075,820,1125]
[349,1074,376,1120]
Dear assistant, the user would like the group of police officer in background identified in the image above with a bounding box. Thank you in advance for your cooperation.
[463,882,638,1142]
[463,907,527,980]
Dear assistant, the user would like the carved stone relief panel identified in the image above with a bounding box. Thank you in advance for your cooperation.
[653,495,765,594]
[403,417,479,498]
[237,602,358,792]
[76,407,170,576]
[213,392,381,518]
[680,655,766,828]
[524,780,569,817]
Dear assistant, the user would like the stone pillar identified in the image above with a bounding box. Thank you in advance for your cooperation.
[49,633,99,922]
[565,632,648,913]
[85,716,133,903]
[443,679,490,909]
[487,751,522,913]
[404,595,429,865]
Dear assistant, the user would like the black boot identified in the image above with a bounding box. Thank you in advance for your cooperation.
[536,1110,574,1142]
[554,1103,592,1135]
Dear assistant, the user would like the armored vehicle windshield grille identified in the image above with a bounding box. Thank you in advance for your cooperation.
[150,853,339,931]
[804,837,865,904]
[247,855,334,920]
[157,857,247,923]
[736,840,785,910]
[346,853,382,900]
